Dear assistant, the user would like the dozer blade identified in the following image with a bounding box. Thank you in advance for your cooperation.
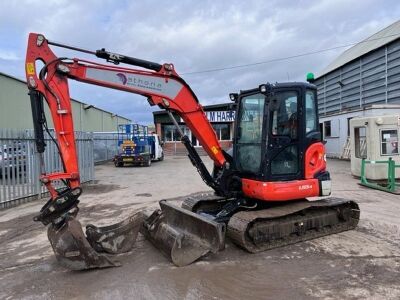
[86,212,144,254]
[48,216,120,270]
[141,200,225,267]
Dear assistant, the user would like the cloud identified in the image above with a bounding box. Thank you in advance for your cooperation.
[0,49,20,61]
[0,1,399,124]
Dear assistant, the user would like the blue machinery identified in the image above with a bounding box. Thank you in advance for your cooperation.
[114,124,151,167]
[118,124,150,155]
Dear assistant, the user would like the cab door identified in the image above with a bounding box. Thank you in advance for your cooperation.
[234,93,266,177]
[265,89,303,181]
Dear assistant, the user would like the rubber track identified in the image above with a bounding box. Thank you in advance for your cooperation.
[227,198,360,253]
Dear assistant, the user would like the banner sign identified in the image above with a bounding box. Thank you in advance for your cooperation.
[205,111,235,122]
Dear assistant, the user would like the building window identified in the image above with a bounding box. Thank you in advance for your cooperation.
[354,127,367,158]
[162,125,190,141]
[319,123,323,140]
[381,129,398,155]
[212,124,231,140]
[324,121,331,138]
[347,117,353,137]
[163,125,174,141]
[173,126,181,142]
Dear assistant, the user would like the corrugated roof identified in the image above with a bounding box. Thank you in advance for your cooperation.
[316,20,400,78]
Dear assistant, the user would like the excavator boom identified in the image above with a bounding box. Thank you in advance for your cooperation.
[26,33,227,269]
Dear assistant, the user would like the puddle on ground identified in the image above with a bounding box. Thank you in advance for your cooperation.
[82,184,121,194]
[135,193,152,197]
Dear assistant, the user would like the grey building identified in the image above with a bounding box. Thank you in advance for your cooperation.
[0,72,131,131]
[314,21,400,157]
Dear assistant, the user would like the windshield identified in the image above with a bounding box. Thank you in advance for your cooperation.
[236,93,265,174]
[237,93,265,144]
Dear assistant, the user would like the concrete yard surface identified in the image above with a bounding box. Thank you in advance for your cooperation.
[0,157,399,299]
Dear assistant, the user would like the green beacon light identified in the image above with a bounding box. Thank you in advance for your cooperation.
[306,72,315,83]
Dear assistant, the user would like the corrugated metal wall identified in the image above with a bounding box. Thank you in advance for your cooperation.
[0,73,131,132]
[316,39,400,116]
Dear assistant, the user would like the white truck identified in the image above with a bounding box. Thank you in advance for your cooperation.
[148,133,164,161]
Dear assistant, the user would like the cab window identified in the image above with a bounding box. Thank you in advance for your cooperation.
[305,90,318,134]
[271,91,298,140]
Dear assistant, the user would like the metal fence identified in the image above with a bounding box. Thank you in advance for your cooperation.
[0,129,96,208]
[93,133,120,163]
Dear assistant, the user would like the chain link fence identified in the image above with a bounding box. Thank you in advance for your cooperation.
[0,129,118,208]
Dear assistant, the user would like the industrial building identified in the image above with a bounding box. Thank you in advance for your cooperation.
[0,72,131,131]
[155,21,400,159]
[153,103,235,154]
[314,20,400,157]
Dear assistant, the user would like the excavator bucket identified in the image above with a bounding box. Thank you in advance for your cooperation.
[48,217,119,270]
[86,212,144,254]
[48,213,143,270]
[141,200,225,267]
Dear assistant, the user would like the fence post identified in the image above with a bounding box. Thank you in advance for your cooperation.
[388,158,395,192]
[360,158,367,185]
[90,132,94,182]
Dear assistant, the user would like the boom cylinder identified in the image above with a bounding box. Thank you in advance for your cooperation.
[29,90,46,153]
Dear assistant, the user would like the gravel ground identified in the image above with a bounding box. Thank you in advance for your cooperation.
[0,157,399,300]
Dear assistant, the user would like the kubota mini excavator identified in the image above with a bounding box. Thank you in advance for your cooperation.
[25,33,360,270]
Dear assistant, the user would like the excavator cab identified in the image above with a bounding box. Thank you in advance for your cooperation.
[234,83,321,182]
[227,82,333,202]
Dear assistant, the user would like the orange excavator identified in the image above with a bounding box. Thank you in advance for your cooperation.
[25,33,360,270]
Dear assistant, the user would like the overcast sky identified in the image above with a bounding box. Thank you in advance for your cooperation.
[1,0,399,124]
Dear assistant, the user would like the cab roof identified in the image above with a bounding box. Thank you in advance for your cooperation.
[239,82,316,95]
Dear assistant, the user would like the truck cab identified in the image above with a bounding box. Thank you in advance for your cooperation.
[148,133,164,161]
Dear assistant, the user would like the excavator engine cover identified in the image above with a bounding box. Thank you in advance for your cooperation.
[141,200,225,267]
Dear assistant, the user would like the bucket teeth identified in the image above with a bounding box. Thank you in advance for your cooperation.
[48,216,120,270]
[86,212,144,254]
[141,200,225,267]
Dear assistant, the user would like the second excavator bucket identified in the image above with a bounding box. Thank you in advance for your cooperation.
[141,200,225,267]
[48,213,144,270]
[86,212,144,254]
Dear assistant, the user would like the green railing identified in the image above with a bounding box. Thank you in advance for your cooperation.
[360,158,400,194]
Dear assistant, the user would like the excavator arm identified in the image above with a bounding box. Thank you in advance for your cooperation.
[26,33,226,207]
